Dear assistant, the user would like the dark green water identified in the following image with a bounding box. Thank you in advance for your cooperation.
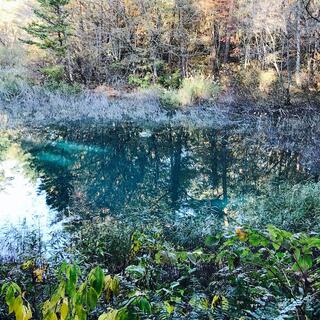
[0,122,314,261]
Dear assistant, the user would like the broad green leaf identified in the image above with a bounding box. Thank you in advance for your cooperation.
[60,298,68,320]
[66,265,78,296]
[49,312,58,320]
[13,296,23,313]
[248,231,269,247]
[90,267,105,295]
[75,304,86,320]
[306,238,320,249]
[21,260,34,270]
[164,301,174,314]
[5,286,15,308]
[298,255,313,271]
[86,287,98,310]
[110,276,120,296]
[15,302,24,320]
[49,292,62,309]
[98,309,119,320]
[135,297,151,314]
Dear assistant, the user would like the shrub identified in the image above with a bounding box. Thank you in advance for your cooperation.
[67,217,132,273]
[227,64,289,102]
[128,62,182,90]
[2,225,320,319]
[44,80,82,95]
[128,73,152,88]
[232,65,260,98]
[160,89,181,110]
[259,69,277,93]
[0,46,24,68]
[39,65,82,95]
[158,69,182,89]
[0,70,26,101]
[0,78,23,101]
[160,75,220,108]
[180,75,218,104]
[41,65,65,83]
[228,182,320,232]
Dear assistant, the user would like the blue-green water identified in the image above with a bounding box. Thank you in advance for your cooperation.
[0,123,314,261]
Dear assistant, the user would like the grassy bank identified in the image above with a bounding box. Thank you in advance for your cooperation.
[1,67,319,130]
[0,68,231,128]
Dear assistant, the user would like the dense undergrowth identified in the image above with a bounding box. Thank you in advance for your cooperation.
[228,182,320,233]
[1,223,320,319]
[1,181,320,319]
[1,64,319,110]
[1,1,320,318]
[0,66,221,108]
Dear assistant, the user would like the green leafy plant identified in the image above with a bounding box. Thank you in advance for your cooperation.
[158,69,182,89]
[1,225,320,319]
[1,282,32,320]
[41,65,65,83]
[42,263,115,319]
[215,225,320,319]
[128,74,153,88]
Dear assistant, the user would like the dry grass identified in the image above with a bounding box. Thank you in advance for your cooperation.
[161,75,220,107]
[0,78,231,129]
[259,69,277,93]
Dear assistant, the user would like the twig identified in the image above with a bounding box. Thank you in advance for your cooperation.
[305,0,320,23]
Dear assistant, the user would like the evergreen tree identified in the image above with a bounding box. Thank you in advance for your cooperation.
[21,0,70,57]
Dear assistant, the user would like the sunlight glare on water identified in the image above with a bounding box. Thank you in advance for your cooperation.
[0,159,50,225]
[0,158,55,260]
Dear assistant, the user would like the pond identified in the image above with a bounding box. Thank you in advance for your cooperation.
[0,121,316,263]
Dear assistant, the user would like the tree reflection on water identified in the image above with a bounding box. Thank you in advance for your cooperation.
[0,122,315,261]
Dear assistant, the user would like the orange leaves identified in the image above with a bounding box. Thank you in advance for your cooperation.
[21,260,46,283]
[197,0,233,17]
[33,268,46,283]
[235,227,248,241]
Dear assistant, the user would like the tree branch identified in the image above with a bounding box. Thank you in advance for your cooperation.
[305,0,320,23]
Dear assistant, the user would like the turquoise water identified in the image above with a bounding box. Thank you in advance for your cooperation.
[0,123,313,261]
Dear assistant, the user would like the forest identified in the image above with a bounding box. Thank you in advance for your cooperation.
[0,0,320,320]
[0,0,319,106]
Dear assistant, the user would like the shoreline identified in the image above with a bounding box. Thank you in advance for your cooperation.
[0,86,319,129]
[1,89,319,178]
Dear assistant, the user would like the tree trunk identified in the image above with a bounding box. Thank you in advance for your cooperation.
[286,36,292,105]
[223,0,235,63]
[295,0,302,86]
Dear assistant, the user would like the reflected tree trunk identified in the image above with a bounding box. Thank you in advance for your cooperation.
[169,129,183,208]
[209,129,218,190]
[221,137,228,203]
[151,134,160,187]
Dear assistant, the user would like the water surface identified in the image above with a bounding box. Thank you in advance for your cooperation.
[0,122,314,261]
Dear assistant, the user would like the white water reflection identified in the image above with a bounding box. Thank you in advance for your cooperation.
[0,158,57,261]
